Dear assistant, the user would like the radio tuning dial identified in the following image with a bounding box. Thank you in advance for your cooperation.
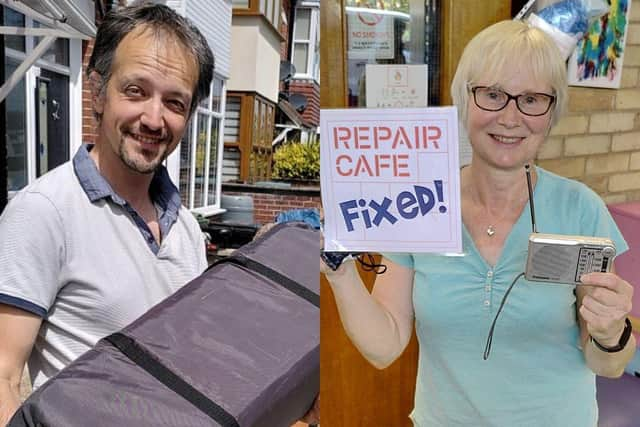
[602,246,615,257]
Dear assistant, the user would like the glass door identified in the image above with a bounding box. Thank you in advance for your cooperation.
[345,0,440,107]
[35,69,69,177]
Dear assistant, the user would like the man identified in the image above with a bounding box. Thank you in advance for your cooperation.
[0,4,213,423]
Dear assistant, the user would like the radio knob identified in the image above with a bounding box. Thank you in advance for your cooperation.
[602,246,615,257]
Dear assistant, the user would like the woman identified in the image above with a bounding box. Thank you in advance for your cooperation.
[322,20,635,427]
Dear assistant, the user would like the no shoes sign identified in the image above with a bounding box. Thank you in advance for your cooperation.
[320,107,462,253]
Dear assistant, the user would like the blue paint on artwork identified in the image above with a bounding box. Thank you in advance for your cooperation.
[575,0,629,82]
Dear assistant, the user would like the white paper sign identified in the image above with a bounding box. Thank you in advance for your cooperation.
[321,107,462,253]
[347,9,395,60]
[365,64,428,108]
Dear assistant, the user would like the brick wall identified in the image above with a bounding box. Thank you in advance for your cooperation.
[222,183,321,225]
[81,39,97,144]
[537,6,640,204]
[281,0,292,59]
[289,79,320,126]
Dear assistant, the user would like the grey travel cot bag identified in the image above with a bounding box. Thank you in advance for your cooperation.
[9,222,319,427]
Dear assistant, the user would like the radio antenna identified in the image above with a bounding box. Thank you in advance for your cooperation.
[525,164,537,233]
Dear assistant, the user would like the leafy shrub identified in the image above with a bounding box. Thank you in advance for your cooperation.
[272,140,320,181]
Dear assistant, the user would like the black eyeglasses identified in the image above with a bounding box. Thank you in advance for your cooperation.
[469,86,556,117]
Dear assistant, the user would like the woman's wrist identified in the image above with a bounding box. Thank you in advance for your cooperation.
[590,318,632,352]
[323,257,358,284]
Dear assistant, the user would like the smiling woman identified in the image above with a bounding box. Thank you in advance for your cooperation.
[321,16,636,427]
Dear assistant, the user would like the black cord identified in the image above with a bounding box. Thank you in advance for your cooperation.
[483,272,525,360]
[356,253,387,274]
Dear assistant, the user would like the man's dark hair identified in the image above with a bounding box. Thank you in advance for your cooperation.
[87,2,214,117]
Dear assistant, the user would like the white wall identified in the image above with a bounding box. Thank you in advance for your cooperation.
[142,0,232,79]
[227,16,280,103]
[185,0,232,79]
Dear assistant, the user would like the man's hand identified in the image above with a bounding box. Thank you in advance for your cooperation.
[579,272,634,347]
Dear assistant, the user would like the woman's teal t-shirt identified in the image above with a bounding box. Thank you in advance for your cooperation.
[385,167,628,427]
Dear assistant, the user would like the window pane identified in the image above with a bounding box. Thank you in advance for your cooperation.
[35,71,70,177]
[5,60,27,191]
[199,88,211,109]
[260,0,267,15]
[179,124,194,208]
[34,22,69,66]
[273,0,281,29]
[313,34,320,80]
[194,114,209,208]
[232,0,249,8]
[266,0,273,26]
[273,0,281,28]
[295,9,311,39]
[4,7,25,52]
[293,43,309,74]
[207,118,220,205]
[344,1,441,106]
[211,78,223,113]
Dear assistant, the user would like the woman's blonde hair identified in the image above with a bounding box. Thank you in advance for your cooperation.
[450,20,567,127]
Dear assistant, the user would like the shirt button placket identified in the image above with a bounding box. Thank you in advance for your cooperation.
[484,269,493,308]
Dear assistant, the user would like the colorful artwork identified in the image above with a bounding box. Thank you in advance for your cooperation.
[568,0,632,88]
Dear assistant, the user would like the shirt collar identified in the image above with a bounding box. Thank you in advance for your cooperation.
[72,144,182,219]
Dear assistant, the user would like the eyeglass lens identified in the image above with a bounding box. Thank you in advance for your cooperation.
[473,87,553,116]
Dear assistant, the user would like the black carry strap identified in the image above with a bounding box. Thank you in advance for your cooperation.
[104,332,240,427]
[211,254,320,308]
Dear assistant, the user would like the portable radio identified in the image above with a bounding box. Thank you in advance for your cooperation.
[522,164,616,285]
[524,233,616,285]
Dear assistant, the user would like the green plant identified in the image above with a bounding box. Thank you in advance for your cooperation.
[272,140,320,181]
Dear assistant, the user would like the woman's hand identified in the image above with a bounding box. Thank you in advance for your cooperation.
[578,272,634,347]
[298,395,319,424]
[320,234,357,277]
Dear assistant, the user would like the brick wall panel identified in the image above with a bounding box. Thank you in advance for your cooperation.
[549,116,588,136]
[612,132,640,151]
[602,193,628,204]
[623,46,640,67]
[585,153,630,175]
[568,88,615,112]
[621,67,639,88]
[628,24,640,45]
[582,175,609,194]
[222,188,321,225]
[626,189,640,201]
[630,152,640,170]
[537,158,585,178]
[609,172,640,192]
[537,136,564,160]
[616,89,640,109]
[631,3,640,21]
[589,112,636,133]
[82,39,96,144]
[565,135,610,156]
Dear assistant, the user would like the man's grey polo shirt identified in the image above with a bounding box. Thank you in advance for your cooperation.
[0,144,207,387]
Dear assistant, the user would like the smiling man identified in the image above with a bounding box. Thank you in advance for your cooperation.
[0,4,213,423]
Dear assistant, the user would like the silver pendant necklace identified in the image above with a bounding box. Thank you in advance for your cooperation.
[486,225,496,237]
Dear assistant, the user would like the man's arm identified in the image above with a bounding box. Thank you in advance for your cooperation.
[0,304,42,426]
